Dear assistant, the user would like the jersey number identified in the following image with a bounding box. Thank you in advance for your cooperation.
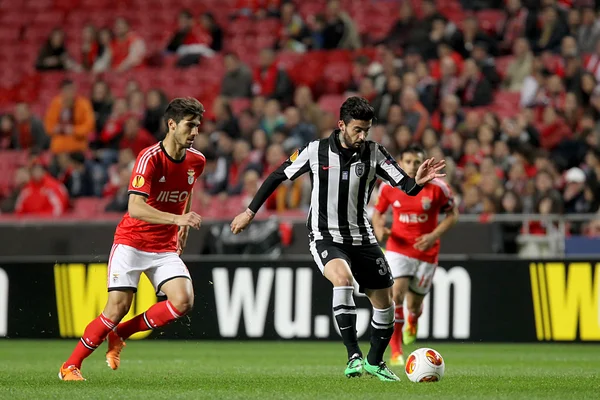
[376,258,389,276]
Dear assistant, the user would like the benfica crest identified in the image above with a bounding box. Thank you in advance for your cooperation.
[355,163,365,177]
[187,169,195,185]
[421,196,432,210]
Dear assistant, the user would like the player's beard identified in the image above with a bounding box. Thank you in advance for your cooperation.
[340,130,363,151]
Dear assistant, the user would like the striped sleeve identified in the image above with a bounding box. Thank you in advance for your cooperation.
[248,142,313,213]
[374,144,406,186]
[128,144,160,197]
[374,143,423,196]
[282,144,311,180]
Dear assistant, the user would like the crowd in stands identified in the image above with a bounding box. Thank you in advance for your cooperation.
[1,0,600,238]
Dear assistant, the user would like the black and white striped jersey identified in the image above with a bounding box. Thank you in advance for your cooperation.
[248,131,423,246]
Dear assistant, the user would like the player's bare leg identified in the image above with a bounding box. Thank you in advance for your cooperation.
[59,290,134,380]
[362,288,400,381]
[323,259,363,378]
[403,291,425,346]
[390,277,409,366]
[108,278,194,370]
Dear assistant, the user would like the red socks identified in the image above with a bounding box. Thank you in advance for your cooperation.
[116,300,183,340]
[407,309,421,326]
[65,314,115,368]
[390,305,404,355]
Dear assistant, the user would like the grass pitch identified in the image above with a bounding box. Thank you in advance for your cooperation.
[0,340,599,399]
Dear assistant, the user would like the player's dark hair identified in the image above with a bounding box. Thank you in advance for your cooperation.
[400,144,426,159]
[339,96,375,125]
[163,97,205,128]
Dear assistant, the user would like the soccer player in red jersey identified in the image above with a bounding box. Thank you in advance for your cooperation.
[59,98,206,381]
[372,144,458,366]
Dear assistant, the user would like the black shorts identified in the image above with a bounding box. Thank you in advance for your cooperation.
[309,240,394,292]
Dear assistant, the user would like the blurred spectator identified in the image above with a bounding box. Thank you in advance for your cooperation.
[239,109,259,139]
[382,2,417,52]
[563,167,588,213]
[503,38,534,92]
[323,0,361,50]
[400,87,429,141]
[105,165,131,212]
[103,148,135,198]
[241,169,261,208]
[199,12,223,52]
[90,81,113,137]
[78,24,99,71]
[0,114,16,149]
[499,190,523,253]
[214,97,241,137]
[111,17,147,72]
[15,163,68,216]
[253,48,294,103]
[372,75,402,123]
[455,15,497,59]
[260,99,285,136]
[166,10,216,67]
[119,115,156,156]
[128,90,146,119]
[533,6,568,54]
[293,86,322,128]
[221,53,254,98]
[0,167,30,213]
[576,6,600,54]
[227,139,261,195]
[44,80,95,154]
[499,0,536,54]
[459,59,493,107]
[282,106,317,149]
[13,103,48,151]
[60,152,99,198]
[144,89,168,139]
[35,28,77,71]
[472,41,501,88]
[583,40,600,81]
[99,97,129,151]
[436,56,460,105]
[431,94,464,135]
[278,2,309,52]
[92,28,113,73]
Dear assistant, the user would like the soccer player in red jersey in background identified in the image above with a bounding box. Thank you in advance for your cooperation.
[59,98,206,381]
[372,144,458,367]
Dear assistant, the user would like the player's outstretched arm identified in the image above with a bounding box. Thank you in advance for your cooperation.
[231,144,312,234]
[129,194,202,229]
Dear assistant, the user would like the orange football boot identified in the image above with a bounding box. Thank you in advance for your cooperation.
[58,363,85,381]
[105,331,126,370]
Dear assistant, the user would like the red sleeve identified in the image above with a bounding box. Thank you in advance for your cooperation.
[433,179,455,212]
[128,148,157,197]
[374,184,391,213]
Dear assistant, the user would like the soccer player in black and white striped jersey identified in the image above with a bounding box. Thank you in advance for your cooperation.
[231,96,445,381]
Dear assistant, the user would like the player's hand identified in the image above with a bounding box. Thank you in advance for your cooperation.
[230,209,255,234]
[415,158,446,186]
[374,226,392,243]
[414,233,437,251]
[175,212,202,229]
[177,227,189,255]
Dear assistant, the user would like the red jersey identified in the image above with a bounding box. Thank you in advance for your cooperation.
[113,142,206,253]
[374,178,454,263]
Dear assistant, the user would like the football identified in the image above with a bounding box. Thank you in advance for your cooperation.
[404,347,445,382]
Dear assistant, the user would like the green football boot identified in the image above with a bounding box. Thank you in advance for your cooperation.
[344,354,363,378]
[364,359,401,381]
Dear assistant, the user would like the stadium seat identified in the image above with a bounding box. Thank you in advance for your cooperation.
[318,94,347,116]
